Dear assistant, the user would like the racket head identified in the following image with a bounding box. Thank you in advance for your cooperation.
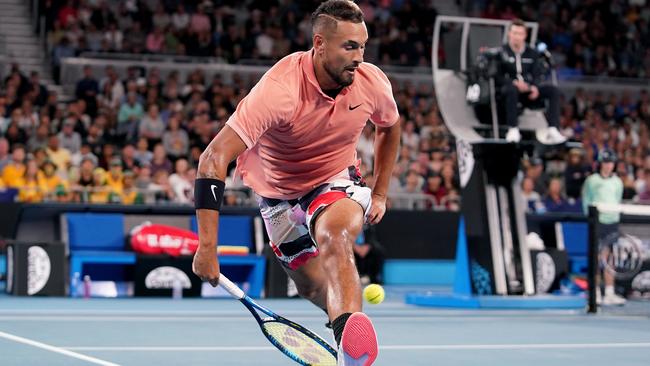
[260,318,338,366]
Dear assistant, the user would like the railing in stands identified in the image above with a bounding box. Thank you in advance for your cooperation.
[2,185,257,207]
[61,55,649,99]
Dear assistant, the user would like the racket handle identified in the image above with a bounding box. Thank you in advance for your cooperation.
[218,274,245,299]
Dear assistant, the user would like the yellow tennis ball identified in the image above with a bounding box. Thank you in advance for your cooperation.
[363,284,385,305]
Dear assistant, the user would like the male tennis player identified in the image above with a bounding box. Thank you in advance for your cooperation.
[192,1,399,365]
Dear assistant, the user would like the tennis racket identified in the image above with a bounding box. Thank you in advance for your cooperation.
[218,274,338,366]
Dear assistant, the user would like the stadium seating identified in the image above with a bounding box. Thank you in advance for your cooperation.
[62,212,265,298]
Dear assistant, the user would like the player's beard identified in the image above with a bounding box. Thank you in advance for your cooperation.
[324,61,355,87]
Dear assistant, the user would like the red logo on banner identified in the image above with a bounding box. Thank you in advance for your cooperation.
[130,223,199,256]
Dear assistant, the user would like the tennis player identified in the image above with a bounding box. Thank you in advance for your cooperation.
[192,1,399,364]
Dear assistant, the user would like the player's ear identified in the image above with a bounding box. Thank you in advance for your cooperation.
[313,33,325,55]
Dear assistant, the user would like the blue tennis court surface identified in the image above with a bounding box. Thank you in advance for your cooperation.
[0,289,649,366]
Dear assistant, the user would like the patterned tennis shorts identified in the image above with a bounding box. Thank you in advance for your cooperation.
[258,166,372,270]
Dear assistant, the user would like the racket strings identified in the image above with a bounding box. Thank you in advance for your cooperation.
[263,322,337,366]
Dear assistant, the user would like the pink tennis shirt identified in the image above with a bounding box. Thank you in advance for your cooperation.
[226,49,399,199]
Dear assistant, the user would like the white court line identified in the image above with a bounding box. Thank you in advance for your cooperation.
[0,330,120,366]
[63,342,650,352]
[3,315,633,322]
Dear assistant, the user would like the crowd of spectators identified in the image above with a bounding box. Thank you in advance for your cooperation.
[467,0,650,79]
[44,0,438,82]
[44,1,650,81]
[0,59,459,209]
[520,88,650,213]
[0,0,646,211]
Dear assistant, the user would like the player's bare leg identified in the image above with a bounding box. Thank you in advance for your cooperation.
[313,198,364,319]
[283,252,329,311]
[314,198,377,366]
[282,198,364,318]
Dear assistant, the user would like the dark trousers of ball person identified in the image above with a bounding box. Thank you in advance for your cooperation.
[501,84,560,128]
[354,246,385,285]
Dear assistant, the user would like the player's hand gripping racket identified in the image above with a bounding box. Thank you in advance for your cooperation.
[218,274,338,365]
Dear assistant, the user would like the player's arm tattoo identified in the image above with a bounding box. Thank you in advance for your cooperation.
[197,139,226,180]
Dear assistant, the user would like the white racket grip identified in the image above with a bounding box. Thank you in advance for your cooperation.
[218,274,245,299]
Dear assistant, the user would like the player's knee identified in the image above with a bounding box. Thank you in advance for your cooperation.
[313,199,363,255]
[316,226,361,258]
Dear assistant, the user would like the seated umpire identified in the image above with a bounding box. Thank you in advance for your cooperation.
[497,19,566,144]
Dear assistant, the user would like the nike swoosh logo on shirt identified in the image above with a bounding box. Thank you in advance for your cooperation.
[349,104,362,110]
[210,185,219,201]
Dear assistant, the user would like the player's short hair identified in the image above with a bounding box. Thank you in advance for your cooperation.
[312,0,364,34]
[509,18,526,31]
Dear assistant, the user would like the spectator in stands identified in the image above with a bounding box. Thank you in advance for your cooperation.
[521,176,543,213]
[90,1,115,30]
[29,71,49,107]
[117,92,144,141]
[57,119,82,154]
[358,126,383,166]
[16,100,38,134]
[89,167,109,203]
[32,147,48,168]
[45,134,71,176]
[52,37,76,83]
[105,157,124,195]
[139,104,165,147]
[149,143,172,176]
[17,159,44,203]
[119,171,144,205]
[403,169,423,195]
[41,159,68,202]
[146,27,165,53]
[564,148,591,200]
[133,137,153,166]
[440,164,458,192]
[99,66,125,110]
[162,114,189,161]
[636,169,650,202]
[126,21,146,53]
[524,157,548,196]
[168,158,193,204]
[71,143,98,167]
[72,157,95,200]
[171,4,190,33]
[189,4,211,35]
[441,188,461,211]
[401,120,419,151]
[103,21,124,52]
[27,124,50,153]
[493,19,565,144]
[84,122,106,157]
[0,104,8,136]
[75,66,99,118]
[1,144,26,188]
[57,0,77,28]
[542,178,575,212]
[151,170,175,202]
[135,162,152,189]
[0,137,9,170]
[4,121,27,147]
[119,144,138,172]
